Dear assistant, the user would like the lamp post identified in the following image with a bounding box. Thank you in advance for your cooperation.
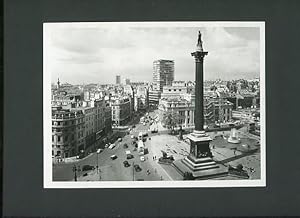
[132,161,135,181]
[72,165,80,181]
[96,149,100,174]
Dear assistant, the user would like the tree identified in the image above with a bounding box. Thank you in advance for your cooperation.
[162,111,183,133]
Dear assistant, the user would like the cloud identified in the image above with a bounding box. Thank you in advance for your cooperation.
[45,24,261,84]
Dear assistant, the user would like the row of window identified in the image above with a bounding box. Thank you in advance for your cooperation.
[52,127,76,133]
[168,89,182,92]
[52,118,86,126]
[52,134,75,142]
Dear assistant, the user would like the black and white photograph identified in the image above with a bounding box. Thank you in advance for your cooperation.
[43,22,265,188]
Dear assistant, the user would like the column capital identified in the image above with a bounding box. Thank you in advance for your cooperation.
[191,51,208,62]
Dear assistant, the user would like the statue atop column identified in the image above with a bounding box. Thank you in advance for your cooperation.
[197,31,203,51]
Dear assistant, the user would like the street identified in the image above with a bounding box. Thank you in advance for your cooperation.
[53,110,171,181]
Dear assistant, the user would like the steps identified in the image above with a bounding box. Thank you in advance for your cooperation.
[172,158,228,180]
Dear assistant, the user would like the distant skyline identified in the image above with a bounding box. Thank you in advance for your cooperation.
[44,22,261,85]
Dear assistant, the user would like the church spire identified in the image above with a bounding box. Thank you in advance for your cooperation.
[57,78,60,89]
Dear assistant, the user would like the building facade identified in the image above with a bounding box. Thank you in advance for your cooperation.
[104,102,112,134]
[153,59,175,92]
[158,84,233,127]
[134,86,149,111]
[125,78,131,85]
[110,96,132,126]
[116,75,121,85]
[158,96,214,127]
[148,88,161,106]
[52,107,84,158]
[92,99,106,147]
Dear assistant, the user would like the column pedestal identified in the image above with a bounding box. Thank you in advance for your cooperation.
[173,130,228,179]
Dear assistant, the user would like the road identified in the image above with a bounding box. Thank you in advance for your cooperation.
[53,110,166,181]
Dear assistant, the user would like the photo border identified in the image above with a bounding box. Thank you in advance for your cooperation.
[43,21,265,188]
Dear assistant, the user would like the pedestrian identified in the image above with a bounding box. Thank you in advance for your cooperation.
[234,149,236,155]
[160,176,163,180]
[154,168,157,173]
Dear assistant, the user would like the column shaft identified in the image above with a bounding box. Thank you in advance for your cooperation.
[195,58,204,131]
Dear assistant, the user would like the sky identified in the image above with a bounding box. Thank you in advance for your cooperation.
[44,22,262,85]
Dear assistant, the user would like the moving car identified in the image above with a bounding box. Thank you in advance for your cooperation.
[123,161,130,167]
[110,155,118,160]
[134,164,142,172]
[127,154,134,159]
[82,165,95,171]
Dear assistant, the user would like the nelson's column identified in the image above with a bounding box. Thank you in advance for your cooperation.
[173,31,228,179]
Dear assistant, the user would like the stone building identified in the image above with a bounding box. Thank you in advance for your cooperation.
[158,84,233,127]
[52,107,84,158]
[134,86,149,112]
[158,96,214,127]
[110,96,132,126]
[92,99,106,147]
[104,102,112,134]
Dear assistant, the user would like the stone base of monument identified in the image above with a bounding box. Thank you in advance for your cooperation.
[172,130,228,180]
[173,157,228,180]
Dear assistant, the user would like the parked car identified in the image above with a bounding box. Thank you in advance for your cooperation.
[123,143,128,148]
[82,165,95,171]
[123,161,130,167]
[110,155,118,160]
[140,156,145,162]
[126,154,134,159]
[118,138,122,142]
